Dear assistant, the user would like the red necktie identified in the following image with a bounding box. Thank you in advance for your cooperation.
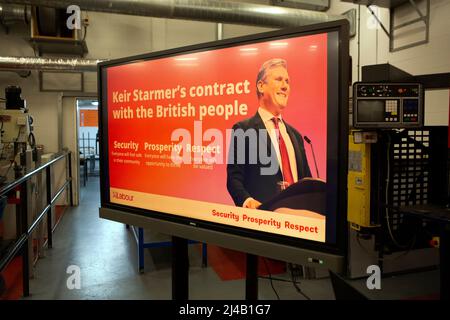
[272,117,294,186]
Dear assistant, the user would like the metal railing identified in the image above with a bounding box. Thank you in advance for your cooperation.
[79,132,99,181]
[0,151,73,297]
[79,132,99,158]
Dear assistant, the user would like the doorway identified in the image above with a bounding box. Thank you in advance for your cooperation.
[76,99,99,187]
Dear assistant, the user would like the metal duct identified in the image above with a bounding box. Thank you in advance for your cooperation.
[0,3,30,25]
[0,1,350,73]
[0,56,104,72]
[0,0,344,28]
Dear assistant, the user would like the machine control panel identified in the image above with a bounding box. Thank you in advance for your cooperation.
[353,83,423,129]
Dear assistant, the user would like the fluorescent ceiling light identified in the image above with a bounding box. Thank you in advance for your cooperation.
[269,42,288,47]
[174,57,198,61]
[252,7,285,15]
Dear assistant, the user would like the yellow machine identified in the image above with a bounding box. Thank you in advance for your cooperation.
[347,131,379,230]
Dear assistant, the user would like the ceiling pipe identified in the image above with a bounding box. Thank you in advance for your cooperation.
[0,56,105,72]
[0,0,345,28]
[0,0,350,74]
[0,3,30,25]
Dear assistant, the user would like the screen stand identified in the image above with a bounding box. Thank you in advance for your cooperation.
[172,236,189,300]
[246,253,258,300]
[441,223,450,300]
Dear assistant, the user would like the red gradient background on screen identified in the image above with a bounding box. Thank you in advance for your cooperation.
[107,33,327,206]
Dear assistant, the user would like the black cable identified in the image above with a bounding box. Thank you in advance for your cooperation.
[82,25,88,41]
[14,126,23,142]
[28,132,36,148]
[258,275,303,284]
[2,143,19,179]
[0,145,6,161]
[1,128,25,178]
[288,263,311,300]
[4,159,16,178]
[0,142,11,161]
[0,141,14,180]
[355,231,416,261]
[262,258,280,300]
[384,134,419,250]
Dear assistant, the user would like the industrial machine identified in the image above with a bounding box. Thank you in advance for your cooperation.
[0,86,45,283]
[347,77,447,278]
[347,131,377,231]
[353,82,423,129]
[0,86,36,184]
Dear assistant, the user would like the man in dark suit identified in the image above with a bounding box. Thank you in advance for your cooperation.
[227,58,311,208]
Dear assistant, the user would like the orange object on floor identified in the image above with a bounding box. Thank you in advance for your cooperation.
[0,256,23,300]
[206,245,286,281]
[55,205,67,227]
[0,206,68,300]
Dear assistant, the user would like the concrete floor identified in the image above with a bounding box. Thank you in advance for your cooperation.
[24,176,440,300]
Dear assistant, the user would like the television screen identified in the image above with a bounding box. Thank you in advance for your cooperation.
[99,21,349,260]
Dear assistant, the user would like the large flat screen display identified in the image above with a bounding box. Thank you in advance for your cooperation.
[99,21,349,259]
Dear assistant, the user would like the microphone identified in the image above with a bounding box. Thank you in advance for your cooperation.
[303,136,320,178]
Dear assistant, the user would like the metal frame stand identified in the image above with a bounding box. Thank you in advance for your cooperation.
[128,225,207,273]
[366,0,430,52]
[171,240,261,300]
[245,253,259,300]
[441,223,450,300]
[390,0,430,52]
[172,236,189,300]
